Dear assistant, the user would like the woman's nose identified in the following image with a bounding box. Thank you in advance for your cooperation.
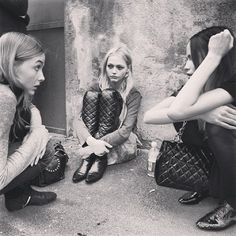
[112,68,117,74]
[184,60,190,71]
[38,71,45,82]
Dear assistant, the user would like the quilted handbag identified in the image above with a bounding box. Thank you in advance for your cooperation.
[154,122,214,192]
[31,142,69,187]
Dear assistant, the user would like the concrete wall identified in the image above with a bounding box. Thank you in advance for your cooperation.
[65,0,236,146]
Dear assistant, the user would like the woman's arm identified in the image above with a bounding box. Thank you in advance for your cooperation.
[144,95,204,124]
[144,94,236,130]
[0,93,49,190]
[144,96,176,124]
[168,88,233,121]
[168,30,234,120]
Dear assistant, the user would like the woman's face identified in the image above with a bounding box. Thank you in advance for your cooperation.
[14,54,45,95]
[106,54,128,86]
[184,42,196,76]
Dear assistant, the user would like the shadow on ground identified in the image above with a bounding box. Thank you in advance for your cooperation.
[0,135,235,236]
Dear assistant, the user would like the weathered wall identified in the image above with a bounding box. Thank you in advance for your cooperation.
[65,0,236,146]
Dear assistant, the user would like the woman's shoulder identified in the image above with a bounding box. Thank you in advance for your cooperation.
[128,87,142,98]
[0,84,17,105]
[125,87,142,106]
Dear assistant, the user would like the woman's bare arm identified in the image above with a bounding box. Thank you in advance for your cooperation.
[168,30,234,120]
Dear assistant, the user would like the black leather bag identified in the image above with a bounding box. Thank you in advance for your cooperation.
[32,142,69,187]
[154,122,214,192]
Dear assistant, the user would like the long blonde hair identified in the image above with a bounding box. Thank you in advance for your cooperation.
[99,44,134,102]
[0,32,44,140]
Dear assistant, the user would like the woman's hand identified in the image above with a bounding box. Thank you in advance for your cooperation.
[87,136,112,156]
[23,125,50,166]
[208,29,234,58]
[199,105,236,129]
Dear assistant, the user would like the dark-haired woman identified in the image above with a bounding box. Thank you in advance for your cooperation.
[144,26,236,230]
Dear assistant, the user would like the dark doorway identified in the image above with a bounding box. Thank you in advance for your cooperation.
[28,0,66,134]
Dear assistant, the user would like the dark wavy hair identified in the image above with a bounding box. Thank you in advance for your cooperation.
[189,26,236,91]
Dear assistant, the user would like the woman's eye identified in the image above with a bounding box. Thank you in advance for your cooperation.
[107,64,114,69]
[117,66,124,70]
[34,65,41,71]
[187,55,192,60]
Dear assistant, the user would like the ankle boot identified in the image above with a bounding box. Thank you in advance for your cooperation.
[196,201,236,231]
[5,185,56,212]
[86,155,108,184]
[72,155,96,183]
[96,89,123,138]
[82,90,100,136]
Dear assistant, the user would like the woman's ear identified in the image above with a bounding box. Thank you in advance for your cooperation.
[125,70,129,78]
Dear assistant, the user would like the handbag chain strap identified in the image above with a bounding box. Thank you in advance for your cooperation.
[173,121,187,143]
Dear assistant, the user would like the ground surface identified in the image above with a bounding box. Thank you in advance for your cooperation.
[0,135,235,236]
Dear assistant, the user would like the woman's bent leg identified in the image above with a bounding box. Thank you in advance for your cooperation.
[96,88,123,138]
[0,141,58,211]
[86,89,123,183]
[82,90,100,136]
[72,90,101,183]
[206,124,236,207]
[196,124,236,230]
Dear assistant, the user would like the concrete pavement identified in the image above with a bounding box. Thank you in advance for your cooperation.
[0,135,235,236]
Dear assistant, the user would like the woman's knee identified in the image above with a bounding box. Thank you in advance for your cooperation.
[101,89,123,104]
[100,89,123,116]
[84,90,100,102]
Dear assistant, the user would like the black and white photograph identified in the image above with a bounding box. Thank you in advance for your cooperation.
[1,0,236,235]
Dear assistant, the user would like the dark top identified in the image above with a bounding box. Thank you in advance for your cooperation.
[220,75,236,106]
[171,88,206,146]
[172,74,236,146]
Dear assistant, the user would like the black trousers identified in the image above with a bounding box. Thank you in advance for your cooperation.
[0,162,45,196]
[0,140,54,196]
[206,123,236,209]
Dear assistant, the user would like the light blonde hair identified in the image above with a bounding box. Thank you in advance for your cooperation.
[99,44,134,102]
[0,32,44,140]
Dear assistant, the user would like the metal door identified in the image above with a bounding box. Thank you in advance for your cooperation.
[28,0,66,134]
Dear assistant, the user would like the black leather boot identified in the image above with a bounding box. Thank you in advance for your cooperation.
[96,89,123,138]
[82,90,100,136]
[72,155,96,183]
[5,185,57,212]
[196,202,236,231]
[86,155,108,184]
[178,191,209,205]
